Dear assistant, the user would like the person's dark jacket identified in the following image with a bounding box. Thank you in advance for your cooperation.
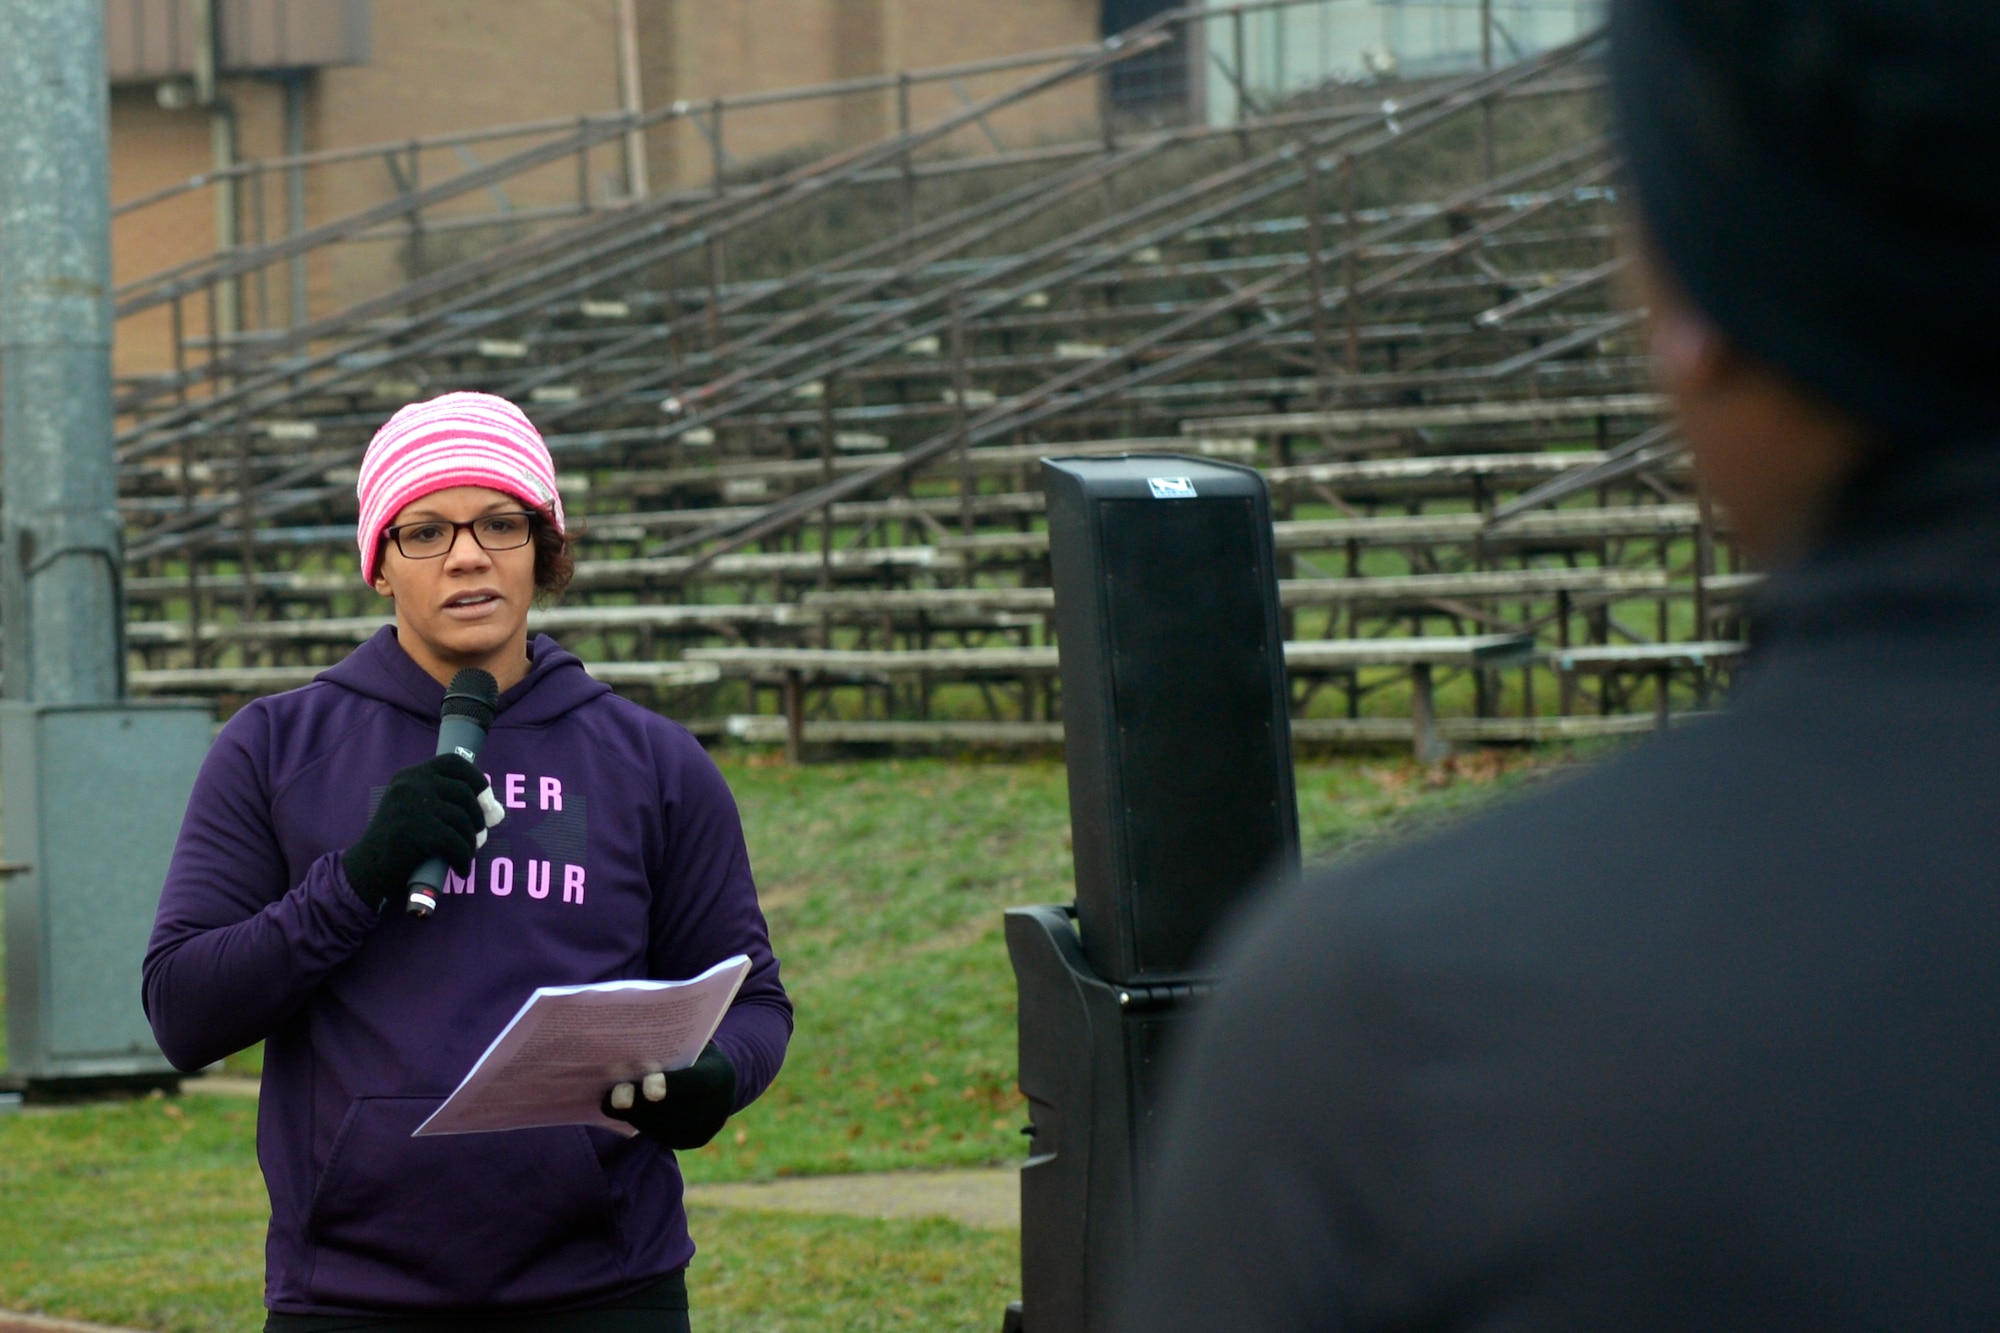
[1117,440,2000,1329]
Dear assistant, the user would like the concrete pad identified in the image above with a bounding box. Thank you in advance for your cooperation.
[0,1313,146,1333]
[183,1075,260,1098]
[685,1166,1019,1230]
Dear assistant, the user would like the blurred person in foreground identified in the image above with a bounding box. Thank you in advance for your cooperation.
[1117,1,2000,1328]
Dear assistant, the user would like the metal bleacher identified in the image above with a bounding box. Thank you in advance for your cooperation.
[106,6,1747,758]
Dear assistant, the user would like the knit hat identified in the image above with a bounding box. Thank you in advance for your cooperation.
[356,391,566,584]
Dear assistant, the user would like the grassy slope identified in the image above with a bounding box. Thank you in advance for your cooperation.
[0,748,1576,1330]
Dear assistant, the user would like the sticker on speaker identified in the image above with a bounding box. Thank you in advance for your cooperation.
[1147,477,1197,499]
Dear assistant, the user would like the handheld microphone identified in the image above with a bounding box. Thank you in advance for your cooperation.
[407,668,501,917]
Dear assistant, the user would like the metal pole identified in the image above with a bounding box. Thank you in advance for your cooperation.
[404,141,426,275]
[1480,0,1497,179]
[897,71,915,241]
[1231,6,1246,125]
[819,376,836,593]
[1301,150,1330,406]
[0,0,125,704]
[195,0,239,349]
[285,73,308,328]
[706,98,726,346]
[951,292,973,536]
[250,161,268,331]
[615,0,649,199]
[1341,154,1361,375]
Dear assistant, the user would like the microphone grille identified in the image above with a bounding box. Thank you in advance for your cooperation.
[441,668,501,725]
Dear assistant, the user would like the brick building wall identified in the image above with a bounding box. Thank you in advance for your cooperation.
[106,0,1102,384]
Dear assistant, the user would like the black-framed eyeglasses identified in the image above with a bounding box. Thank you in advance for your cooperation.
[383,511,538,561]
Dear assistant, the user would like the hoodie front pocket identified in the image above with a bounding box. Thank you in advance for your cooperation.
[307,1096,622,1310]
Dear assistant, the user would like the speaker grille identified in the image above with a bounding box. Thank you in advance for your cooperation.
[1097,498,1288,976]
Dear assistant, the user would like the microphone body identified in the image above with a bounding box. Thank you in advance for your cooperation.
[407,669,501,917]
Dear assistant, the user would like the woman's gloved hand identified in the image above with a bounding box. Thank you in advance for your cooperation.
[602,1043,738,1150]
[342,754,498,910]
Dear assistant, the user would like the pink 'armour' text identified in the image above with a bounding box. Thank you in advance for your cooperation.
[440,857,585,904]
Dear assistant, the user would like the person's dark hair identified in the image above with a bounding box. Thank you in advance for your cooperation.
[532,512,573,598]
[1612,0,2000,438]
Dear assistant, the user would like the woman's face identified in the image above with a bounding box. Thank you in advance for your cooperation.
[372,484,539,689]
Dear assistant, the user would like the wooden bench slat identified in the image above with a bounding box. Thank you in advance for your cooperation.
[1185,393,1668,437]
[596,437,1254,496]
[687,645,1060,674]
[940,504,1703,555]
[1280,568,1668,604]
[719,713,1677,747]
[684,634,1536,676]
[1550,640,1746,671]
[1267,451,1609,486]
[129,658,724,693]
[572,544,964,584]
[797,567,1674,616]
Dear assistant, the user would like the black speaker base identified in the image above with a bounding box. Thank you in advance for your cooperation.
[1010,904,1208,1333]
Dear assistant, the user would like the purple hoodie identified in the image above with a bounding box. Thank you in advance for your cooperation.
[143,627,791,1315]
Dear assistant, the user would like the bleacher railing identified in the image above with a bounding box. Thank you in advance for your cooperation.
[110,0,1598,402]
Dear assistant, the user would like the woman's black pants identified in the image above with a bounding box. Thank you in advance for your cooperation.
[263,1268,690,1333]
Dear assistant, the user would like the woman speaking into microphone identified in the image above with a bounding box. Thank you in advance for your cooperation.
[144,392,791,1331]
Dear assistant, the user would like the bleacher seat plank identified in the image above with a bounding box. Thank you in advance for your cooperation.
[1184,393,1667,438]
[687,645,1060,675]
[1700,572,1763,601]
[571,544,964,586]
[718,712,1670,748]
[1549,640,1746,672]
[685,634,1535,678]
[578,661,724,687]
[1266,451,1608,488]
[129,658,722,693]
[129,665,329,693]
[598,437,1252,500]
[583,490,1046,537]
[940,503,1702,556]
[126,603,819,647]
[1283,634,1536,669]
[1281,567,1667,604]
[1291,503,1702,545]
[802,568,1666,617]
[799,587,1056,614]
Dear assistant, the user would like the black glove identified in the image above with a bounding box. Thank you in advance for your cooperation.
[342,754,486,910]
[602,1043,739,1150]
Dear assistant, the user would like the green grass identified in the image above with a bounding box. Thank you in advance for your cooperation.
[0,1090,1015,1332]
[683,756,1074,1182]
[687,1206,1018,1332]
[682,748,1574,1183]
[0,1094,268,1331]
[0,748,1583,1329]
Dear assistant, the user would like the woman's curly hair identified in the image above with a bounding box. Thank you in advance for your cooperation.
[532,511,573,597]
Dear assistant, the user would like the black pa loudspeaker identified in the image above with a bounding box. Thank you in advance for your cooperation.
[1043,453,1300,985]
[1006,455,1302,1333]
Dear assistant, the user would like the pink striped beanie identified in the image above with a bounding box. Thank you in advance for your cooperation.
[356,391,565,583]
